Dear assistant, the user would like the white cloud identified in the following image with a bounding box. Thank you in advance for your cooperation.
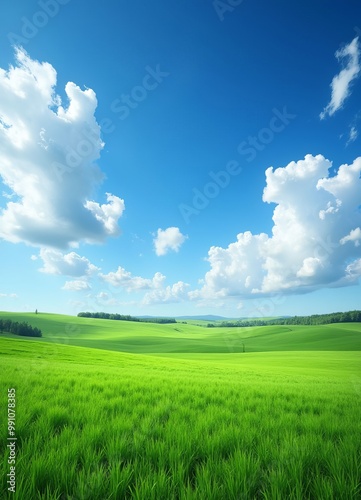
[0,47,125,249]
[296,257,322,278]
[346,258,361,280]
[340,227,361,247]
[62,280,91,291]
[153,227,187,256]
[346,126,358,146]
[0,293,18,298]
[85,193,125,236]
[99,266,166,292]
[2,191,14,199]
[142,281,190,305]
[99,264,190,304]
[38,248,99,276]
[192,154,361,300]
[320,37,360,119]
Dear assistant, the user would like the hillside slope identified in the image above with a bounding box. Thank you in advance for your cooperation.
[0,312,360,354]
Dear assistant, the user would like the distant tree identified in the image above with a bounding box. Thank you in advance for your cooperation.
[35,309,38,314]
[77,312,176,324]
[0,319,42,337]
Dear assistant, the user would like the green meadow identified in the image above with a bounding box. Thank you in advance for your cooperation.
[0,313,360,499]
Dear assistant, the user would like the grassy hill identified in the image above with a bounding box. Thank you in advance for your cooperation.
[0,311,360,354]
[1,311,360,498]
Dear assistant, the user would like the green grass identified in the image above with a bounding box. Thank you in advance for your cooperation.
[0,312,360,498]
[0,312,360,354]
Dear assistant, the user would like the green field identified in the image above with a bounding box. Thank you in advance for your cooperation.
[1,312,360,499]
[1,311,360,354]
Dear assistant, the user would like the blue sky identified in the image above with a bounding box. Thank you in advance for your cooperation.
[0,0,360,318]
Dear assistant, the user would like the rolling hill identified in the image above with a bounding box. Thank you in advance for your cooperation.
[1,311,360,498]
[0,311,360,355]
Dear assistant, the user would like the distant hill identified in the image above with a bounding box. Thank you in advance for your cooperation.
[174,315,236,322]
[136,315,232,322]
[174,315,285,322]
[139,315,283,322]
[0,311,360,354]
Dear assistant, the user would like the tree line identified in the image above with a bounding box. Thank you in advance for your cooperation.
[77,312,176,324]
[0,319,42,337]
[207,310,361,328]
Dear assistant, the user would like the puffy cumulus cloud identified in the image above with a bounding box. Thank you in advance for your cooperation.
[99,264,190,304]
[38,248,99,276]
[85,194,125,236]
[99,266,166,292]
[142,281,190,305]
[192,154,361,300]
[62,280,91,291]
[189,232,269,301]
[154,227,187,256]
[0,47,124,249]
[320,37,360,119]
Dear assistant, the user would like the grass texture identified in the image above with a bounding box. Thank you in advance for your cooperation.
[0,313,360,499]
